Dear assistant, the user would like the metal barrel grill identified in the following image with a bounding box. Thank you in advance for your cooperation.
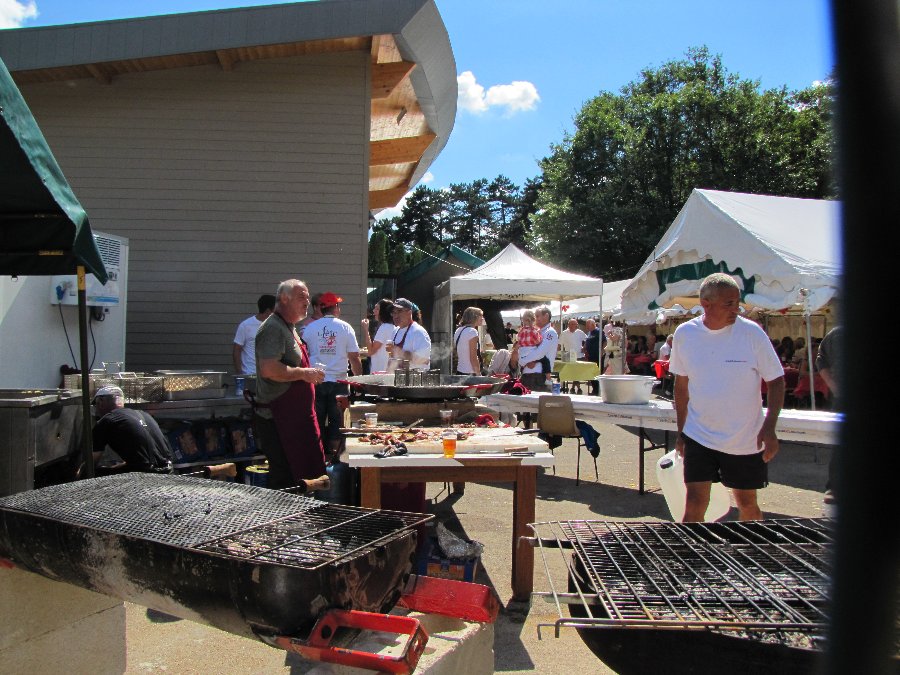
[529,518,900,674]
[0,474,498,673]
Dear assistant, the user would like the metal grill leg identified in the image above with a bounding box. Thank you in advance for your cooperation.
[576,441,581,486]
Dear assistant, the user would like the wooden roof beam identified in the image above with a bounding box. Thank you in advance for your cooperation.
[371,61,415,99]
[369,186,409,210]
[370,133,436,166]
[215,49,236,71]
[85,63,112,84]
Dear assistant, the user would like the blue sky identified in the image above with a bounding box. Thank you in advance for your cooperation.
[2,0,835,218]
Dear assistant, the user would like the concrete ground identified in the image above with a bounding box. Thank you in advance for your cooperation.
[120,408,832,674]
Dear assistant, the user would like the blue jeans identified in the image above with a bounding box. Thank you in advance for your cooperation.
[314,381,350,446]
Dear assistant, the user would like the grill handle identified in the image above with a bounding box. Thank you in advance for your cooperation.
[270,609,427,674]
[182,466,330,494]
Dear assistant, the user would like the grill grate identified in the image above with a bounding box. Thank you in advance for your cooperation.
[532,518,835,647]
[0,474,430,567]
[197,504,429,567]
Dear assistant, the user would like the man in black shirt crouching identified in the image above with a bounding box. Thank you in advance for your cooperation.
[92,385,174,474]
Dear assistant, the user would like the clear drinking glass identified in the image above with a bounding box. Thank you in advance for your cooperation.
[441,428,457,458]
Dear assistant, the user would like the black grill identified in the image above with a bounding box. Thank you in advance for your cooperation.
[532,518,833,647]
[0,473,429,567]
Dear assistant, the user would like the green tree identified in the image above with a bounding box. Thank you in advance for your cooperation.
[507,176,541,247]
[367,230,389,275]
[532,47,836,278]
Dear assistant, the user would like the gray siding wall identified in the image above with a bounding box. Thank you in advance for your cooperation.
[17,52,371,373]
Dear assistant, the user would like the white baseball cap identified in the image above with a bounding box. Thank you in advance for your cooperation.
[93,385,124,401]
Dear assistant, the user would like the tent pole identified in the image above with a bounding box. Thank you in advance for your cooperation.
[804,309,816,411]
[77,266,95,478]
[448,294,453,374]
[596,287,603,369]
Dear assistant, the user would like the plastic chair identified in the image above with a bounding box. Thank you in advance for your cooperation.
[537,395,598,485]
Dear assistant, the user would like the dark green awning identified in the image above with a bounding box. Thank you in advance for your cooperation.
[0,57,107,283]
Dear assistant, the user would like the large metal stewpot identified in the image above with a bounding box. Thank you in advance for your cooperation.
[342,374,503,400]
[595,375,657,404]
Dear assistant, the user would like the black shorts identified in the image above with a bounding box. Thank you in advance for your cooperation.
[682,434,768,490]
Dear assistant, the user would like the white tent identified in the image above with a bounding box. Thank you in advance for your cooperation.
[616,189,841,323]
[432,243,603,369]
[547,278,633,321]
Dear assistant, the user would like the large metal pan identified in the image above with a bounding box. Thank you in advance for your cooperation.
[342,374,503,400]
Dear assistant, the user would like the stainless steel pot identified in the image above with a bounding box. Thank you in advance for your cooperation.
[595,375,657,404]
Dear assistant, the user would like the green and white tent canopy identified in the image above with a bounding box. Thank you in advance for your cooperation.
[615,189,840,323]
[0,57,107,282]
[1,56,107,479]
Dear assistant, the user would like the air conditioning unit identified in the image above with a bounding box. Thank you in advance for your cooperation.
[49,233,128,307]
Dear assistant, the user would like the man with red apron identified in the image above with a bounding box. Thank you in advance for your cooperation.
[253,279,327,489]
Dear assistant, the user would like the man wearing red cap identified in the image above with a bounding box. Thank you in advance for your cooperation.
[304,291,363,454]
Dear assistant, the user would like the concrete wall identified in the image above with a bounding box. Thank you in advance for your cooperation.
[16,52,371,373]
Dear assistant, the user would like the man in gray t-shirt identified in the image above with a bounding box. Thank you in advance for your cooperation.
[252,279,325,488]
[255,312,304,420]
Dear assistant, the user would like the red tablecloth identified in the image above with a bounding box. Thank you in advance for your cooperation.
[793,373,829,399]
[762,367,800,395]
[653,360,671,379]
[628,353,654,370]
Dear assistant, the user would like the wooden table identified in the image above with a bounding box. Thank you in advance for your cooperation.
[345,427,553,601]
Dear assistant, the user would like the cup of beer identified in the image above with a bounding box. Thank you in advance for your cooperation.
[439,409,453,426]
[441,428,457,458]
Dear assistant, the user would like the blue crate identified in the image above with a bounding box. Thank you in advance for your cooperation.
[415,536,479,582]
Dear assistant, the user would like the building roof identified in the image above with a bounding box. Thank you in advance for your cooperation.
[0,0,456,211]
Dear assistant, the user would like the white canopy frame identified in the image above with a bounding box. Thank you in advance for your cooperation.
[433,244,603,372]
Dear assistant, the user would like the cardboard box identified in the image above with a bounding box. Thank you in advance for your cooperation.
[416,536,479,582]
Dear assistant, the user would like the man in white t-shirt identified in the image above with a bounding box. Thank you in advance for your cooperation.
[520,306,558,392]
[232,294,276,374]
[389,298,431,370]
[669,274,785,522]
[658,334,673,360]
[304,291,362,453]
[559,319,587,359]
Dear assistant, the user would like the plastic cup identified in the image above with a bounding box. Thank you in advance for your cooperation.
[234,377,245,397]
[551,382,561,395]
[364,412,378,428]
[439,409,453,426]
[442,429,457,458]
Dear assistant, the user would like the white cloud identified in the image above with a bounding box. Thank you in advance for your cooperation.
[0,0,37,28]
[458,71,488,113]
[457,70,540,115]
[485,80,541,113]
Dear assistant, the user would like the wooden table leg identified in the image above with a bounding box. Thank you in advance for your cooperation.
[359,467,382,509]
[511,464,536,601]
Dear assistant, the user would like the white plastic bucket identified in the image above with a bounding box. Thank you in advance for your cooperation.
[655,449,731,522]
